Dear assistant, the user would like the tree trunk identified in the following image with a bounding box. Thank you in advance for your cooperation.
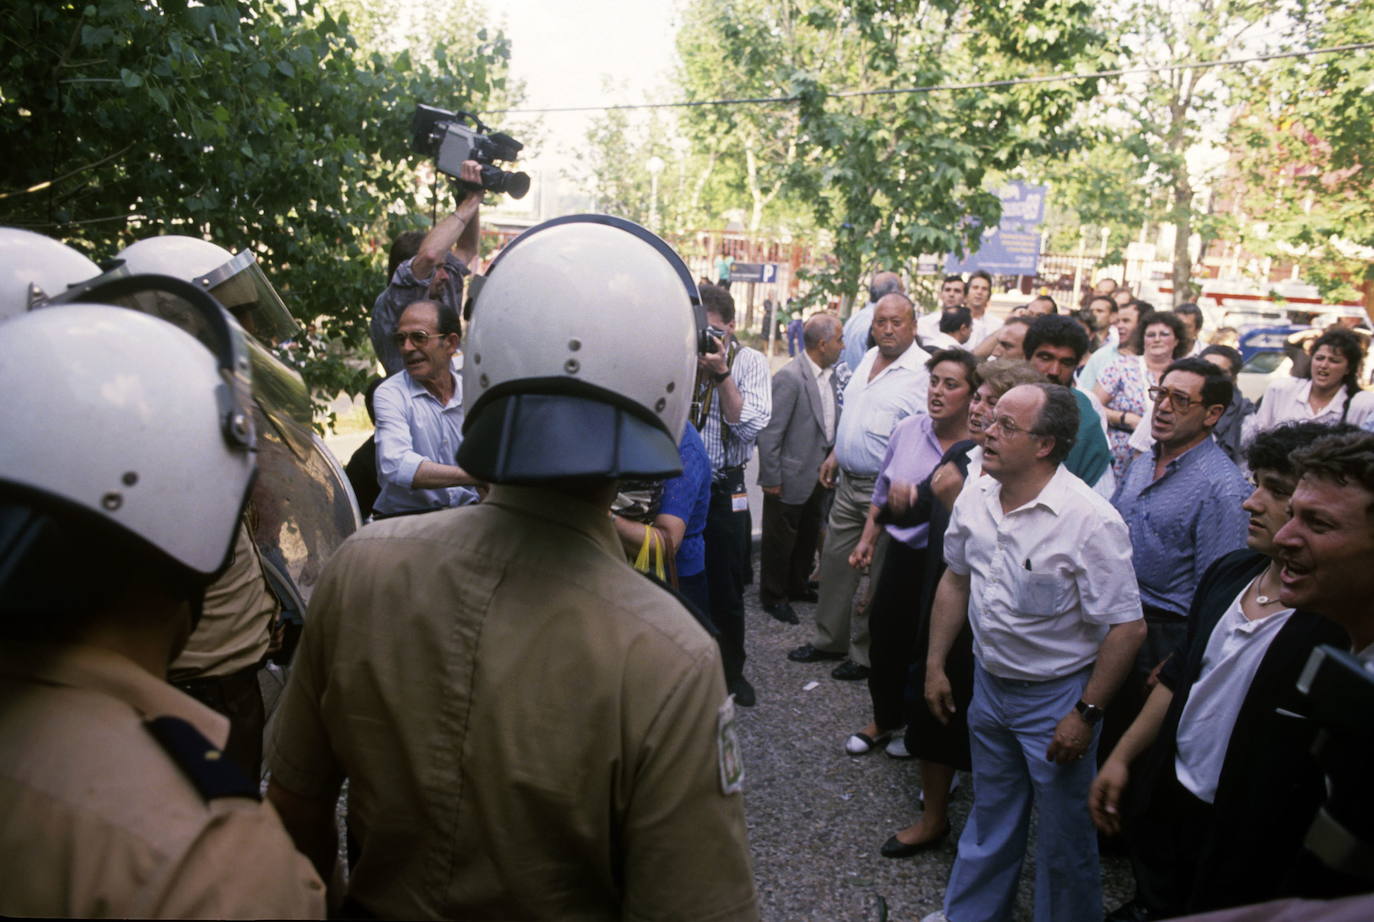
[1171,176,1193,306]
[745,143,764,234]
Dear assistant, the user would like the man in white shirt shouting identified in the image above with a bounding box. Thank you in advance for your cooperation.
[923,383,1145,922]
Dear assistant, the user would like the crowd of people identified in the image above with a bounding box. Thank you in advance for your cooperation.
[757,270,1374,921]
[5,168,1374,921]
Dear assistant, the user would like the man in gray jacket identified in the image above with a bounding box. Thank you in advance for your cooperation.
[757,313,846,624]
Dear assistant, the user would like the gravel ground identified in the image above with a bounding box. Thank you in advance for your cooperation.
[733,549,1135,922]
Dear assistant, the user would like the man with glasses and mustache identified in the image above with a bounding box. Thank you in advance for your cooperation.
[1104,358,1250,769]
[371,299,482,518]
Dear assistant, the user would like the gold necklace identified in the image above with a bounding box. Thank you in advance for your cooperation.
[1253,567,1284,606]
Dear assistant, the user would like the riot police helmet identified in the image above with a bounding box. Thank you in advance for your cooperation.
[458,215,705,483]
[0,304,257,615]
[0,227,103,321]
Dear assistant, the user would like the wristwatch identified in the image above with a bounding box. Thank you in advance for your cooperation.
[711,368,731,383]
[1074,699,1104,725]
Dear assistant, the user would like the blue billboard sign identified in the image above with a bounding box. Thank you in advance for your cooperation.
[945,181,1047,276]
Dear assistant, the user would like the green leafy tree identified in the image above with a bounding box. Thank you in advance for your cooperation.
[1227,1,1374,303]
[1028,0,1333,305]
[675,0,805,234]
[0,0,512,405]
[673,0,1105,310]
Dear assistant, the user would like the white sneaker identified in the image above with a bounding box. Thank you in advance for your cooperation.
[844,730,891,755]
[885,736,913,759]
[920,911,949,922]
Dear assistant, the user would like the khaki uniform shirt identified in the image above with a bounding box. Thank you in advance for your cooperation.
[269,485,758,921]
[169,520,278,681]
[0,642,323,919]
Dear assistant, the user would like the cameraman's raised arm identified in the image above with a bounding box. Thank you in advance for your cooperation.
[413,161,483,279]
[372,161,484,375]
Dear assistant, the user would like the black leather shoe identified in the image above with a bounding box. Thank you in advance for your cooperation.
[831,660,871,681]
[787,644,846,663]
[879,822,950,858]
[729,676,756,707]
[788,589,819,603]
[762,600,799,624]
[1104,899,1155,922]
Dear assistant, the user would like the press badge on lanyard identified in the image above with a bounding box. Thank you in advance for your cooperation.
[731,490,749,513]
[720,467,749,513]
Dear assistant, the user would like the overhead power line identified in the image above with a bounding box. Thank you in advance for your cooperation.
[487,42,1373,115]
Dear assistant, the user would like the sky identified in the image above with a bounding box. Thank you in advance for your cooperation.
[492,0,681,178]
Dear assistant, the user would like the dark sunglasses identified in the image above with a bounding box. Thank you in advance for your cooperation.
[391,330,448,348]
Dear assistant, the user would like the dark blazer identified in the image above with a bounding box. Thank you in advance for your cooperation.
[756,354,841,505]
[1131,548,1348,913]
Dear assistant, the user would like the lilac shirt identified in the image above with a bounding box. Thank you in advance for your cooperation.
[870,415,947,548]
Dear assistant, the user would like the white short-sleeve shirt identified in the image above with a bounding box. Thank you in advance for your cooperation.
[832,341,931,476]
[1251,376,1374,434]
[944,463,1143,681]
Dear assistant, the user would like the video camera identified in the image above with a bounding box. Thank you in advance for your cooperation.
[1294,645,1374,892]
[411,104,530,200]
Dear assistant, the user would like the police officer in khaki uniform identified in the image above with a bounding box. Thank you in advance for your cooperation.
[0,253,324,919]
[116,236,287,782]
[266,216,759,920]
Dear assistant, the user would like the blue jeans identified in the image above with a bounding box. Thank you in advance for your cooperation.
[786,318,803,356]
[944,662,1101,922]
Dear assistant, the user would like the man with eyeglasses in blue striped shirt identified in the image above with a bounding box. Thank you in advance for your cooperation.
[372,299,482,518]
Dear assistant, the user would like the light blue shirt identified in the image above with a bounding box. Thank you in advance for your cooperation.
[1078,341,1120,392]
[1111,437,1250,617]
[372,365,478,515]
[841,302,875,374]
[833,341,931,476]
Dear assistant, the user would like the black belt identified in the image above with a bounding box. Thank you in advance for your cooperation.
[1142,603,1186,622]
[712,464,745,487]
[711,467,746,499]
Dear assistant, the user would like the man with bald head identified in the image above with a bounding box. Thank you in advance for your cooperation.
[757,312,848,624]
[371,299,482,518]
[790,293,930,679]
[842,271,904,373]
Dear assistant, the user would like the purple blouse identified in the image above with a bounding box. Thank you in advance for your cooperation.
[871,414,947,548]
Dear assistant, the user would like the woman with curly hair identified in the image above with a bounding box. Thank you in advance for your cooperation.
[1251,327,1374,433]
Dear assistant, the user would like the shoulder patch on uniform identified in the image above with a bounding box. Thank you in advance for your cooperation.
[717,696,745,795]
[144,716,260,802]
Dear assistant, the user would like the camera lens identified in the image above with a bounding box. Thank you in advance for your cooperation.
[500,171,531,199]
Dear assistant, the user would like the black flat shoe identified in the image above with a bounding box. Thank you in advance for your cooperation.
[788,589,819,603]
[763,600,799,624]
[879,823,950,858]
[728,676,756,707]
[787,644,846,663]
[830,660,871,681]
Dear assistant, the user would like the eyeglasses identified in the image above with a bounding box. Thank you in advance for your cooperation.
[1146,386,1198,411]
[984,414,1036,437]
[391,330,447,348]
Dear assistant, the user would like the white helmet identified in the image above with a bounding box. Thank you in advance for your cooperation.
[0,305,256,578]
[459,215,704,483]
[117,234,234,281]
[0,227,102,321]
[116,235,300,344]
